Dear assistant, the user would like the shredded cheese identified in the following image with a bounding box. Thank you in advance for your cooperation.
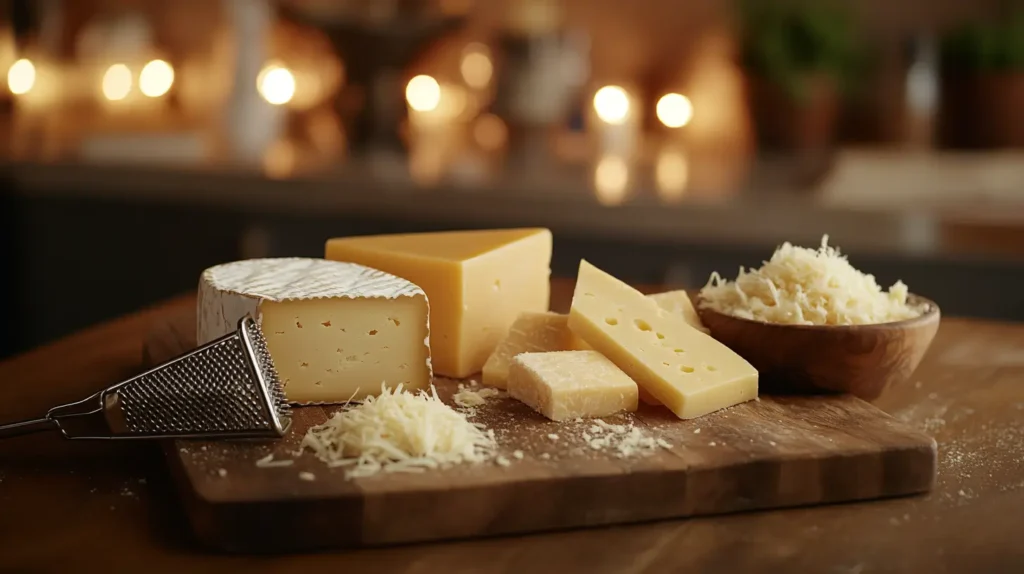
[255,453,295,468]
[699,235,924,325]
[300,383,496,479]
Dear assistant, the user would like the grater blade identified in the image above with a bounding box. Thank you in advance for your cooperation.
[0,315,292,441]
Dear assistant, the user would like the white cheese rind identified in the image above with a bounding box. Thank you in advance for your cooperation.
[197,257,426,344]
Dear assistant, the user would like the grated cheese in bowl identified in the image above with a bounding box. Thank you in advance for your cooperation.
[300,383,496,479]
[698,235,925,326]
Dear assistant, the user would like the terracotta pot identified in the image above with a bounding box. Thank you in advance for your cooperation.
[746,74,839,152]
[940,72,1024,149]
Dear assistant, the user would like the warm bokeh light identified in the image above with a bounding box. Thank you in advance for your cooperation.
[656,93,694,128]
[7,58,34,95]
[460,43,493,89]
[656,149,690,201]
[258,63,296,105]
[263,140,297,179]
[139,59,174,98]
[473,113,508,151]
[594,156,629,205]
[101,64,133,101]
[593,85,630,125]
[406,75,441,112]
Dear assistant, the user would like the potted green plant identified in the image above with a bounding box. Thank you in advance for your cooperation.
[736,0,860,151]
[939,10,1024,148]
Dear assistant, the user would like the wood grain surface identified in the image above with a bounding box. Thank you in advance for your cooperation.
[143,288,935,552]
[1,281,1022,572]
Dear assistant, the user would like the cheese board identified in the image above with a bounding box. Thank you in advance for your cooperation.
[143,283,937,553]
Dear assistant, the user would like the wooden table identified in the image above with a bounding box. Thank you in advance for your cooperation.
[1,281,1022,573]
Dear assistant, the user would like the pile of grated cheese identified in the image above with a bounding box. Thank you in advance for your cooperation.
[698,235,924,326]
[300,384,496,479]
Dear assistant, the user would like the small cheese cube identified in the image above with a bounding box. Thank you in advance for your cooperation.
[482,312,575,389]
[568,260,758,419]
[508,351,639,421]
[326,228,552,378]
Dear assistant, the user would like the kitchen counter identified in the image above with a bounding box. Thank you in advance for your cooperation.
[0,280,1022,572]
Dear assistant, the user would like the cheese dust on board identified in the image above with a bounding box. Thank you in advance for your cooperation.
[699,235,926,325]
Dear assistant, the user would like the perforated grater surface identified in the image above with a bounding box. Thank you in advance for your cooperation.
[0,316,291,440]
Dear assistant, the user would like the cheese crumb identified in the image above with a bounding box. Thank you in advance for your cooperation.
[217,468,227,478]
[540,453,551,460]
[298,472,316,481]
[496,456,511,467]
[700,235,924,325]
[255,453,295,468]
[512,450,524,460]
[694,428,701,434]
[453,385,503,408]
[300,383,496,479]
[547,433,559,441]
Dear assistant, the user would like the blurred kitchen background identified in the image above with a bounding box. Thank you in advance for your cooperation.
[0,0,1022,357]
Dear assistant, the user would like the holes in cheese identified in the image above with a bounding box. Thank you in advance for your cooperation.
[567,260,758,419]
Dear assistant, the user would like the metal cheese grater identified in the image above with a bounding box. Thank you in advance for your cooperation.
[0,316,291,440]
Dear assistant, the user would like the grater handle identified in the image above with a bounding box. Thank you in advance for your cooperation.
[0,417,57,438]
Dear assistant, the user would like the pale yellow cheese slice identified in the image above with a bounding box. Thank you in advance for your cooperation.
[508,350,639,421]
[567,260,758,419]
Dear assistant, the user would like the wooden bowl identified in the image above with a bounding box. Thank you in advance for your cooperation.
[696,295,941,401]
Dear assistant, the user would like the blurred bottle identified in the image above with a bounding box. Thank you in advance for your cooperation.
[902,32,939,150]
[491,0,589,167]
[222,0,284,164]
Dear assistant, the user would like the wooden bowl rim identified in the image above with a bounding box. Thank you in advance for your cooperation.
[696,293,941,332]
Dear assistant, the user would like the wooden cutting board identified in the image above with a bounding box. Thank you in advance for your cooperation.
[143,300,937,554]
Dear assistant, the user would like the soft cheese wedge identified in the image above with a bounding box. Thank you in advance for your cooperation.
[509,351,639,421]
[326,228,552,378]
[198,258,431,404]
[568,260,758,419]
